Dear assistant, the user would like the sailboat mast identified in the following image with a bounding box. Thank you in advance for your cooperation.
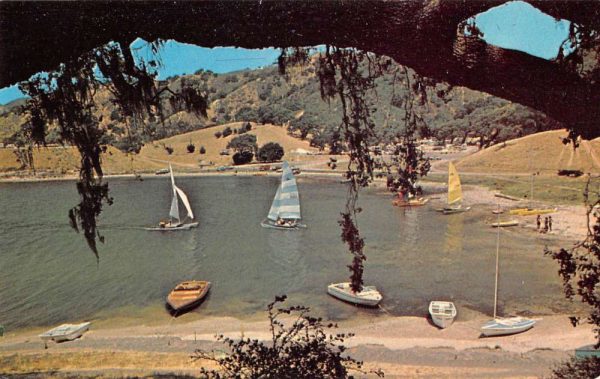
[493,203,500,319]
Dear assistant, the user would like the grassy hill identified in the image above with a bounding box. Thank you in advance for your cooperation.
[457,130,600,174]
[0,122,320,176]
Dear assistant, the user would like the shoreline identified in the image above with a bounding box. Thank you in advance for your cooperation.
[0,312,593,377]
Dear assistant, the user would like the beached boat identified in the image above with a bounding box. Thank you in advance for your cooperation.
[481,210,535,337]
[145,164,199,231]
[393,196,429,207]
[327,282,382,307]
[437,162,470,214]
[428,301,457,329]
[39,322,91,342]
[166,280,211,314]
[508,207,557,216]
[261,161,305,230]
[489,220,519,228]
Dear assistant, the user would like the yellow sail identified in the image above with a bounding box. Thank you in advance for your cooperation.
[447,162,462,205]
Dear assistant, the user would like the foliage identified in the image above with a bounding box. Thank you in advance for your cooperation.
[199,145,206,154]
[550,356,600,379]
[257,142,284,162]
[17,40,208,257]
[227,134,258,154]
[232,150,253,165]
[214,131,222,138]
[194,295,383,378]
[187,140,195,153]
[165,146,174,155]
[545,177,600,346]
[222,126,233,138]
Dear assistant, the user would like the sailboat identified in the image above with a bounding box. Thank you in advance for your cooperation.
[480,206,535,337]
[261,161,305,229]
[145,164,199,231]
[438,162,470,214]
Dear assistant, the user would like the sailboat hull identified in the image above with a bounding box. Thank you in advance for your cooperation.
[327,282,382,307]
[145,222,199,231]
[441,206,471,214]
[260,219,306,230]
[480,317,535,337]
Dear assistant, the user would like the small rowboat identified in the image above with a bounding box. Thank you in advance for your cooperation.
[490,220,519,228]
[480,317,535,337]
[39,322,91,343]
[393,197,429,207]
[429,301,457,329]
[327,282,382,307]
[167,280,211,314]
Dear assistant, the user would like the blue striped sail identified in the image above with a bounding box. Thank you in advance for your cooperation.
[267,161,301,221]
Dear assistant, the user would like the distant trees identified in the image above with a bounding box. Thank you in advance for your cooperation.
[232,150,253,165]
[257,142,284,162]
[186,141,195,153]
[227,134,257,154]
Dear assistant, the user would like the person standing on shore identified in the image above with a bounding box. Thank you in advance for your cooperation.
[544,216,549,233]
[549,216,553,231]
[536,215,541,230]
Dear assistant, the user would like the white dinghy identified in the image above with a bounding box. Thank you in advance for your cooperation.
[429,301,457,329]
[481,205,535,337]
[327,282,382,307]
[145,164,199,231]
[39,322,91,343]
[261,161,305,230]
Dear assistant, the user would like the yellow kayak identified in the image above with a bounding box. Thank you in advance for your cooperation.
[509,208,557,216]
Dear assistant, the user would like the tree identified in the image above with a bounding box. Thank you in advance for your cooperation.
[227,133,258,154]
[186,140,195,153]
[199,146,206,154]
[214,131,222,138]
[257,142,284,162]
[194,295,383,378]
[232,150,253,165]
[165,146,174,155]
[222,126,233,137]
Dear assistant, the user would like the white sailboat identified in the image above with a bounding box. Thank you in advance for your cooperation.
[439,162,470,214]
[261,161,305,230]
[480,207,535,337]
[145,164,198,231]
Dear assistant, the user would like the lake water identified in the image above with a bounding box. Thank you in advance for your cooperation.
[0,176,572,330]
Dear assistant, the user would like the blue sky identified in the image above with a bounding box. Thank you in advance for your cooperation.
[0,1,572,105]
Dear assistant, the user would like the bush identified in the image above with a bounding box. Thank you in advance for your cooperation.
[257,142,285,162]
[214,131,222,138]
[199,146,206,154]
[187,141,195,153]
[165,146,174,155]
[232,150,253,165]
[227,134,258,154]
[222,126,233,137]
[550,356,600,378]
[244,122,252,131]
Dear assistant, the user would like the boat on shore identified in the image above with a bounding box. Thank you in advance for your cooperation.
[481,209,535,337]
[437,162,470,214]
[327,282,382,307]
[428,301,457,329]
[145,164,199,231]
[393,196,429,207]
[261,161,305,230]
[39,322,91,343]
[166,280,211,315]
[508,207,557,216]
[489,220,519,228]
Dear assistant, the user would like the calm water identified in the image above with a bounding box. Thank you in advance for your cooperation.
[0,176,571,330]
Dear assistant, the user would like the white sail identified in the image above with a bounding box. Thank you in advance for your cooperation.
[175,185,194,220]
[168,165,180,221]
[267,161,301,221]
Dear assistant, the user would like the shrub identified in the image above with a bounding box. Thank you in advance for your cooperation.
[550,356,600,379]
[214,131,222,138]
[165,146,174,155]
[232,150,253,165]
[186,141,195,153]
[227,134,257,154]
[199,146,206,154]
[257,142,284,162]
[222,126,233,137]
